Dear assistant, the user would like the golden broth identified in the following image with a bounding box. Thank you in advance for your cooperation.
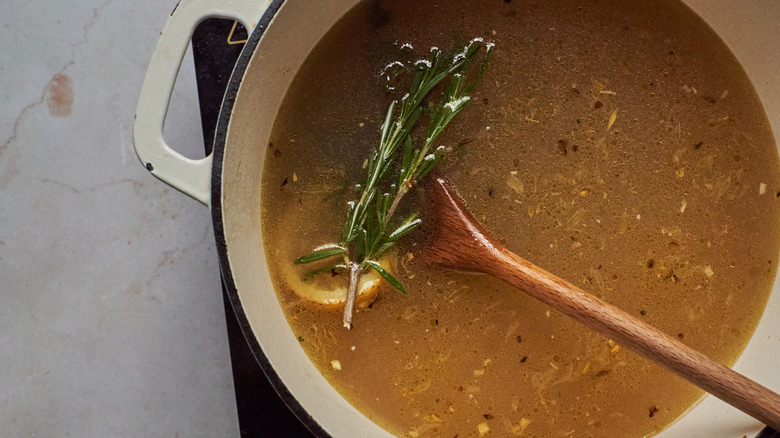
[260,0,780,436]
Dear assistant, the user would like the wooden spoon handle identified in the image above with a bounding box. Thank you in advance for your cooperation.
[490,248,780,430]
[423,177,780,428]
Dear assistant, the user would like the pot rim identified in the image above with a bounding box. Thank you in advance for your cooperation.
[209,1,331,436]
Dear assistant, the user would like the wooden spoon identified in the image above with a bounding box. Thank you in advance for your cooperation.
[421,177,780,431]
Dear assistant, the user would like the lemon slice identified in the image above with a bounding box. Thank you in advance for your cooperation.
[282,256,394,308]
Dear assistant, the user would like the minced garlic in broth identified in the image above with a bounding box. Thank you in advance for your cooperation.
[260,0,780,436]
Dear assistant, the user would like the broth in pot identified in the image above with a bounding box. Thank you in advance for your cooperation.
[259,0,780,436]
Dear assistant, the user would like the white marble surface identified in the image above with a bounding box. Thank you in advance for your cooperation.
[0,0,239,436]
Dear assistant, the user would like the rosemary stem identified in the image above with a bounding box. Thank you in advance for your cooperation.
[385,135,436,227]
[296,39,493,329]
[384,184,410,227]
[343,262,362,329]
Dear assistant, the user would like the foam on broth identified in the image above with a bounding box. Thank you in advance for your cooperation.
[260,0,780,436]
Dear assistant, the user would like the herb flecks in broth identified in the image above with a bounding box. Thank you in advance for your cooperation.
[262,0,780,436]
[294,39,493,329]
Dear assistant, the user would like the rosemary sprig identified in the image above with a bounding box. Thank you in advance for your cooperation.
[295,38,493,328]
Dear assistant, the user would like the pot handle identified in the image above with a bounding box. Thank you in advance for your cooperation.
[133,0,271,206]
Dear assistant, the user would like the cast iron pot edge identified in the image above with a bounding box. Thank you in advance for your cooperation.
[208,1,332,436]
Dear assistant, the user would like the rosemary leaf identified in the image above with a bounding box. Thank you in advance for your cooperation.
[365,260,407,294]
[294,247,347,265]
[400,136,414,187]
[387,215,422,242]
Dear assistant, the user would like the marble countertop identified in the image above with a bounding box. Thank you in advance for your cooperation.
[1,0,239,435]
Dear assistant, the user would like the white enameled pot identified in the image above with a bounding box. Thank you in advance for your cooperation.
[133,0,780,436]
